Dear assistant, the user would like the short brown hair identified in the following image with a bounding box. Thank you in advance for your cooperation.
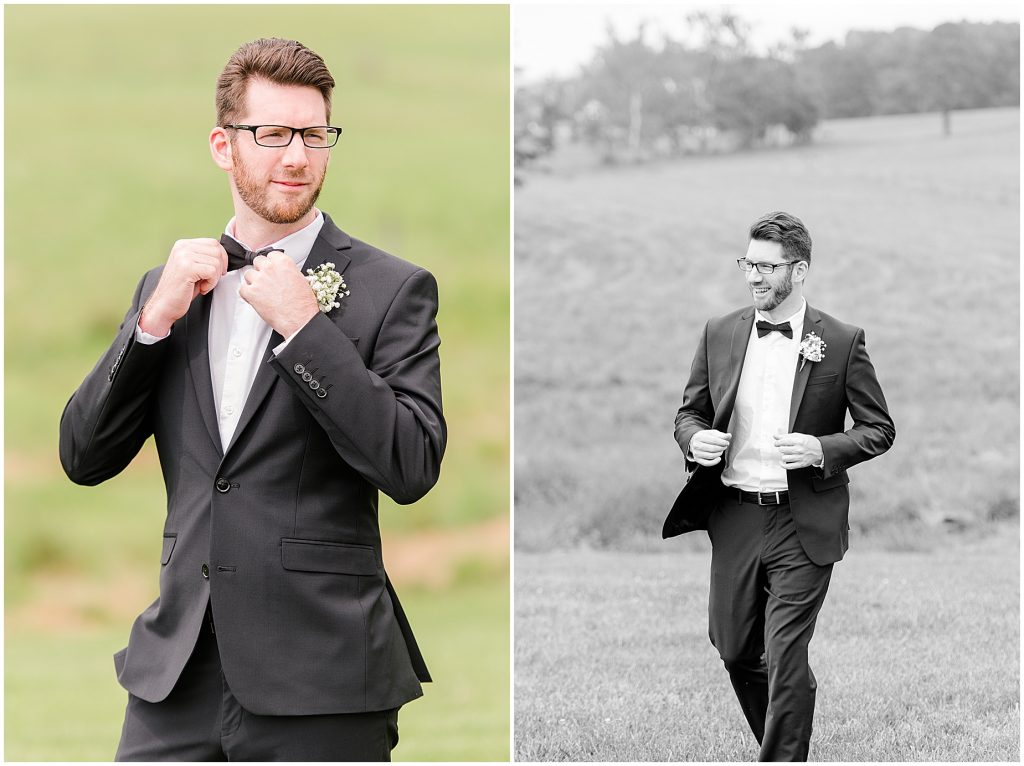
[749,211,812,265]
[216,38,335,125]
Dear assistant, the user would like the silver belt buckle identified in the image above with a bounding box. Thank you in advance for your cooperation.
[758,491,780,506]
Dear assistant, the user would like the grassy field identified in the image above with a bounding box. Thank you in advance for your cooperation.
[8,576,509,761]
[514,106,1019,552]
[514,525,1019,761]
[5,6,509,760]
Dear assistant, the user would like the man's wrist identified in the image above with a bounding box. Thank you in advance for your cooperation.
[276,308,319,341]
[138,302,174,338]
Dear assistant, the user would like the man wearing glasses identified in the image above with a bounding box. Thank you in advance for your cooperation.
[663,211,894,761]
[60,38,444,761]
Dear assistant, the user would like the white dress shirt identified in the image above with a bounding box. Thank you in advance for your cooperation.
[721,299,806,492]
[136,211,324,449]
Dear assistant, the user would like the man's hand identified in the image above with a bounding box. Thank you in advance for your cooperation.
[140,239,228,337]
[774,432,824,470]
[239,252,319,338]
[689,429,732,467]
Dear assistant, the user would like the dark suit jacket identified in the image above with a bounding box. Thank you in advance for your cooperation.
[59,213,445,716]
[663,303,894,565]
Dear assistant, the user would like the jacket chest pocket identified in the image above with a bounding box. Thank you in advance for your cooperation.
[806,372,838,387]
[161,533,177,565]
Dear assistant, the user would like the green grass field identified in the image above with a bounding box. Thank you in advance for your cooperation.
[8,577,509,761]
[515,107,1019,552]
[6,5,509,760]
[515,525,1019,761]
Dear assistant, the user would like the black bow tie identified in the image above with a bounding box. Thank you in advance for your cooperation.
[756,320,793,339]
[219,234,284,272]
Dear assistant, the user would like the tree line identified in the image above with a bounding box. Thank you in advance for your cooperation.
[515,13,1019,167]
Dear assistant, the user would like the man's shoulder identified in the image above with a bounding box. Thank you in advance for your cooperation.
[705,306,752,333]
[807,305,864,341]
[322,213,432,282]
[347,235,431,280]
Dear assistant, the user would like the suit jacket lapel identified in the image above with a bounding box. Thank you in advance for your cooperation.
[788,303,824,431]
[712,309,754,430]
[185,292,223,456]
[222,213,353,456]
[299,212,352,278]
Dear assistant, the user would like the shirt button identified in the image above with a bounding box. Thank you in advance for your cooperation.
[232,347,242,358]
[201,563,209,579]
[223,405,234,415]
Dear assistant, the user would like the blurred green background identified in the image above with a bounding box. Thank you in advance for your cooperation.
[5,5,509,760]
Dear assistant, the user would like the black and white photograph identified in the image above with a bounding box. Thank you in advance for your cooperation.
[514,2,1019,761]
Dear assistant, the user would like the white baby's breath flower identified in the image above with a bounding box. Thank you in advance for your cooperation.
[799,332,826,370]
[305,263,349,313]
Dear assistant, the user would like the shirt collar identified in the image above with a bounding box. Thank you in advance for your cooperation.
[224,210,324,267]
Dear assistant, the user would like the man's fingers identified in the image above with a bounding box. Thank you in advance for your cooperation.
[701,438,731,448]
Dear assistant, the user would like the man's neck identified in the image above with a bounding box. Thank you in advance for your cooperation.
[758,291,805,324]
[231,208,318,250]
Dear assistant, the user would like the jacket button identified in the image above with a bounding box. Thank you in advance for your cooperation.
[201,563,209,579]
[302,372,313,382]
[309,379,320,390]
[215,477,231,493]
[316,389,327,398]
[294,363,305,374]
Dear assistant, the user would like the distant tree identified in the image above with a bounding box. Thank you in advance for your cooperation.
[916,22,995,135]
[850,27,928,114]
[709,55,818,147]
[576,23,663,159]
[514,77,568,175]
[976,21,1020,107]
[797,40,877,118]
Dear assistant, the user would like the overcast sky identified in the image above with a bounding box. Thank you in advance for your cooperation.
[514,2,1021,82]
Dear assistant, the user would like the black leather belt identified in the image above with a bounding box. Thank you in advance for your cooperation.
[737,489,789,506]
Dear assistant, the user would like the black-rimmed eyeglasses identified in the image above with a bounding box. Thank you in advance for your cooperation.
[224,124,342,148]
[736,259,798,275]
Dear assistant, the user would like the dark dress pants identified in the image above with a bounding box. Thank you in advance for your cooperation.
[707,495,833,762]
[115,615,399,761]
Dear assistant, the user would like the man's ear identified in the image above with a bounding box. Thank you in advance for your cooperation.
[210,127,233,171]
[793,259,809,284]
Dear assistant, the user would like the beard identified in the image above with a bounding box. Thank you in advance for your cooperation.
[754,270,794,311]
[232,154,326,225]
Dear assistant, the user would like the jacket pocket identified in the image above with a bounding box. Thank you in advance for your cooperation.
[807,373,839,387]
[280,537,379,575]
[161,533,177,565]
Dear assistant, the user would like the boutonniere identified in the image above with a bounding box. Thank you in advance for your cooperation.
[305,262,350,313]
[799,332,826,370]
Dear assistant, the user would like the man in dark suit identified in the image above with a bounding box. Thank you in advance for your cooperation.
[59,38,445,761]
[663,211,894,761]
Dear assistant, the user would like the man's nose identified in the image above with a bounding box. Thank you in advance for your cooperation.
[746,267,764,284]
[281,134,310,167]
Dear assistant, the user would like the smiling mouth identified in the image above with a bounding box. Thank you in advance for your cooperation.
[753,286,771,296]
